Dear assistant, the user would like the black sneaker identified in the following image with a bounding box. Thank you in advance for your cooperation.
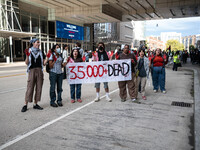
[21,105,27,112]
[57,101,63,107]
[33,104,43,110]
[121,99,126,102]
[50,103,58,107]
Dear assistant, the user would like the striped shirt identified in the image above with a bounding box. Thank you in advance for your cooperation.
[49,54,63,74]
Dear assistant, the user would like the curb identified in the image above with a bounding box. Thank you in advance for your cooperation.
[193,69,200,150]
[175,66,199,150]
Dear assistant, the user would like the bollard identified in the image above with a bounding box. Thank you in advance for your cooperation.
[6,56,10,64]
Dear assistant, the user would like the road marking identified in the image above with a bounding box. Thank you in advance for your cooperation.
[0,88,119,150]
[0,73,26,78]
[0,69,26,73]
[0,87,26,94]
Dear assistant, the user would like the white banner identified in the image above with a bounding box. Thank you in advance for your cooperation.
[66,59,132,84]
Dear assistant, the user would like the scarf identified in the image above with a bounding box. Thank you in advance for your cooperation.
[31,47,40,63]
[27,48,43,73]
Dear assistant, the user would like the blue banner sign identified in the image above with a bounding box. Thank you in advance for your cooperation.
[56,21,84,40]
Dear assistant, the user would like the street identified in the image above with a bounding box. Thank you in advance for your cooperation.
[0,63,194,150]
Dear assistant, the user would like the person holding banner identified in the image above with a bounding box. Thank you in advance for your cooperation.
[117,44,138,102]
[21,38,47,112]
[92,42,112,102]
[48,44,64,107]
[67,47,83,103]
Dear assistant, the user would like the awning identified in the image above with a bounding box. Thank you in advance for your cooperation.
[0,30,36,38]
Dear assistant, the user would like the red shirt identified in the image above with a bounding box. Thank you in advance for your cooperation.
[152,56,164,67]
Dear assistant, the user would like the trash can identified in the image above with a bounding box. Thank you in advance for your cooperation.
[6,56,10,64]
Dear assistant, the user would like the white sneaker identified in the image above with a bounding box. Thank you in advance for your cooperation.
[153,90,157,93]
[106,96,112,102]
[94,96,100,102]
[162,90,166,94]
[131,98,136,102]
[132,98,140,103]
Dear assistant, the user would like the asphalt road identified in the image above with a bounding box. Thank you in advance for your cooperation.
[0,64,194,150]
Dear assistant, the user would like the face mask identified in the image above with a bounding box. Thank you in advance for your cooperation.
[56,48,61,54]
[99,46,104,51]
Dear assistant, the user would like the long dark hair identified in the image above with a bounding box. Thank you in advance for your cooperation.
[51,44,60,53]
[98,42,105,49]
[63,44,68,50]
[138,49,146,57]
[70,47,82,60]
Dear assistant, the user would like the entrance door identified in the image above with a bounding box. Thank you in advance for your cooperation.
[14,40,22,59]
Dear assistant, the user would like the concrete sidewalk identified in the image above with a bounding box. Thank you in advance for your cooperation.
[178,62,200,150]
[0,61,26,68]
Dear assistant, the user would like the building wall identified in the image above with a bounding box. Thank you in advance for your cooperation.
[161,32,182,44]
[94,21,134,51]
[119,22,133,44]
[146,36,165,50]
[182,35,198,50]
[133,21,145,48]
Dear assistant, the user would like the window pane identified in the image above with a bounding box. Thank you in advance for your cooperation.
[41,20,47,33]
[14,13,20,30]
[21,15,30,32]
[32,17,39,33]
[15,40,22,58]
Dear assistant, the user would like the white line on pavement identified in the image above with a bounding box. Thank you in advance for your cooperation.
[0,69,26,73]
[0,87,26,94]
[0,88,119,150]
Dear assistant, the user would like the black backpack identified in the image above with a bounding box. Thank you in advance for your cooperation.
[46,53,63,73]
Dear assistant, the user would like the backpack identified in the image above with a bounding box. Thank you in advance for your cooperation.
[46,53,63,73]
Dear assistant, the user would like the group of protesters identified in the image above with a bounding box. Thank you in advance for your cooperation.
[21,38,168,112]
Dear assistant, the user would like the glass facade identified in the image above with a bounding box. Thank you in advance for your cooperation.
[0,0,92,62]
[94,22,119,51]
[21,15,30,32]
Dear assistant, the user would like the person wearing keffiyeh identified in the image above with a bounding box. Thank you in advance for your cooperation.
[21,38,47,112]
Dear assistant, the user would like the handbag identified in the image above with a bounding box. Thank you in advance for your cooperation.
[46,61,50,73]
[136,70,139,77]
[177,63,182,67]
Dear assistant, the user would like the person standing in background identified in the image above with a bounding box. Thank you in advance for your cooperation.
[76,42,84,57]
[173,51,180,71]
[84,50,90,62]
[62,44,68,79]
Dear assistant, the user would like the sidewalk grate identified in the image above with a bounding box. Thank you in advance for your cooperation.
[171,101,192,107]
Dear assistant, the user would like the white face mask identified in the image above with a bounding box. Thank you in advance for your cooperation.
[56,48,61,54]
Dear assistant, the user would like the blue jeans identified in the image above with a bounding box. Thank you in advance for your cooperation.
[49,72,63,104]
[70,84,82,100]
[152,67,166,91]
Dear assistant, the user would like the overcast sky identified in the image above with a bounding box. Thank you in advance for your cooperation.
[144,17,200,37]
